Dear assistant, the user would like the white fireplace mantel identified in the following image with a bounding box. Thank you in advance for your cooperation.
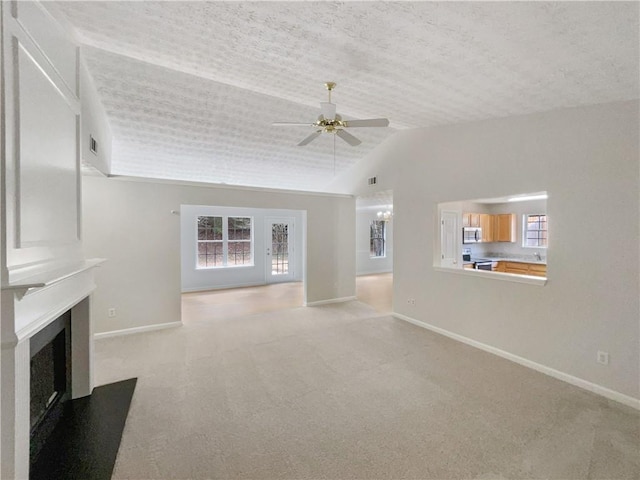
[1,259,105,479]
[2,258,105,297]
[2,259,106,342]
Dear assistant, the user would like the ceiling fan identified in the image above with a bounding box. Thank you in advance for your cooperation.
[273,82,390,147]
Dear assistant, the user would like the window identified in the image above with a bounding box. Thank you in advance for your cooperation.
[370,220,386,258]
[523,214,547,248]
[197,216,253,268]
[197,216,223,267]
[227,217,252,266]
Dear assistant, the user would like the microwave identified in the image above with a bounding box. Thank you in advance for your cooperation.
[462,227,483,244]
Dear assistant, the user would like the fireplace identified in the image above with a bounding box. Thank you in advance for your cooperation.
[1,262,101,479]
[29,311,72,463]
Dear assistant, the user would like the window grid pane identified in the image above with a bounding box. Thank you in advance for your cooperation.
[197,216,253,268]
[370,220,386,257]
[228,241,252,266]
[198,216,223,241]
[197,241,223,268]
[524,214,547,247]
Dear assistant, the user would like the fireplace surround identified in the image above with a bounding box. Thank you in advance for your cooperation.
[1,260,103,479]
[0,2,110,478]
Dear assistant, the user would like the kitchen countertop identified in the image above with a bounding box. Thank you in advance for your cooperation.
[481,256,547,265]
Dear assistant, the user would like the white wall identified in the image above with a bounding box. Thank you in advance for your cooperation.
[180,205,304,292]
[356,209,393,275]
[1,3,94,477]
[1,1,84,283]
[82,176,356,334]
[80,61,112,175]
[328,101,640,402]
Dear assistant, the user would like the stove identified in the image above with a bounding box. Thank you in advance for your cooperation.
[471,258,493,270]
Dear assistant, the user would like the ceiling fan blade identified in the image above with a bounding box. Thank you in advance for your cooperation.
[336,129,362,146]
[298,130,322,146]
[273,122,316,126]
[320,102,336,121]
[342,118,390,128]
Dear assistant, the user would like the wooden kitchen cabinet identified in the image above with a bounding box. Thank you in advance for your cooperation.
[504,262,529,274]
[495,261,546,276]
[495,214,515,242]
[479,214,494,242]
[528,264,547,277]
[463,212,511,242]
[463,213,480,227]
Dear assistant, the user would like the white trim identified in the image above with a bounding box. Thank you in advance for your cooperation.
[14,282,95,342]
[433,265,547,286]
[94,321,182,339]
[357,269,393,276]
[95,174,353,198]
[393,312,640,411]
[304,296,357,307]
[181,281,265,293]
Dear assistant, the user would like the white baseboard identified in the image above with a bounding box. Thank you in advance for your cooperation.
[94,321,182,339]
[182,282,262,293]
[393,313,640,411]
[304,296,357,307]
[357,269,393,276]
[182,280,302,293]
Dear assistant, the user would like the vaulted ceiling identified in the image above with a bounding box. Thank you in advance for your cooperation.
[51,1,639,192]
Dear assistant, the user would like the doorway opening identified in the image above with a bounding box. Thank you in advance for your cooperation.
[355,190,393,313]
[180,206,307,317]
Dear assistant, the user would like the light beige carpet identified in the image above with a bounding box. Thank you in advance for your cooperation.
[95,301,639,479]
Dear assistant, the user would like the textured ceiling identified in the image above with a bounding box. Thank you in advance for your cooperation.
[356,190,393,210]
[51,1,639,192]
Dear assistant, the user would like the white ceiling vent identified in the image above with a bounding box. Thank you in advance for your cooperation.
[368,176,377,186]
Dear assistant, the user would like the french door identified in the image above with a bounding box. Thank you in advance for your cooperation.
[265,218,294,283]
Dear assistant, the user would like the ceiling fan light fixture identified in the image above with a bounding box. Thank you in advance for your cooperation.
[320,102,336,121]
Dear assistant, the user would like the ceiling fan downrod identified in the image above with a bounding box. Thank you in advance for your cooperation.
[324,82,336,103]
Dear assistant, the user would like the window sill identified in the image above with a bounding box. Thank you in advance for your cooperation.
[433,266,547,286]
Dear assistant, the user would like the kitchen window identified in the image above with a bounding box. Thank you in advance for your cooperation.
[370,220,386,258]
[523,214,547,248]
[197,216,253,268]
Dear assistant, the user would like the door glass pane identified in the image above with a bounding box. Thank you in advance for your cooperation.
[271,223,289,275]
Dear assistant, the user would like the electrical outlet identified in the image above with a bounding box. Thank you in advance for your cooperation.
[597,351,609,365]
[108,308,116,318]
[407,298,416,306]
